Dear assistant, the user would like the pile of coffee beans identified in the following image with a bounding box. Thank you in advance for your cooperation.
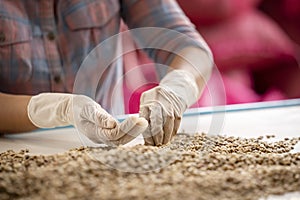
[0,133,299,200]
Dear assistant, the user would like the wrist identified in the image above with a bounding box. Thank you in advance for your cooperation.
[159,69,200,107]
[27,93,74,128]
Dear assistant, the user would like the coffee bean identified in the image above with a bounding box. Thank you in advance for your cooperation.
[0,133,299,200]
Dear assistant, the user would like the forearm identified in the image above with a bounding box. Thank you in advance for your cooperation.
[0,93,37,133]
[168,46,213,97]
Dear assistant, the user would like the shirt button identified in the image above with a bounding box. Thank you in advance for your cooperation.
[47,32,55,40]
[54,75,61,83]
[0,32,6,42]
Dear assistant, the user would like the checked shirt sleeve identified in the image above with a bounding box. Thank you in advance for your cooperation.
[120,0,213,77]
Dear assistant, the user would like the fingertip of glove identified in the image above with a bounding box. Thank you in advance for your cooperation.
[105,117,117,128]
[136,117,148,127]
[144,139,155,146]
[127,116,148,128]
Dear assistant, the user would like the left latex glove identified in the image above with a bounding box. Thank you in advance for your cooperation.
[139,70,200,146]
[28,93,148,146]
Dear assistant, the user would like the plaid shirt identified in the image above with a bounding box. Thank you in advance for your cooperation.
[0,0,211,113]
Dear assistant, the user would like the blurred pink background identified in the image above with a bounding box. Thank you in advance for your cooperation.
[122,0,300,114]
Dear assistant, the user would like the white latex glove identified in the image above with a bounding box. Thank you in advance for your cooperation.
[139,70,200,146]
[27,93,148,146]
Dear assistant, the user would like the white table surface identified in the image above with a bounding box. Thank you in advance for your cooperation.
[1,99,300,155]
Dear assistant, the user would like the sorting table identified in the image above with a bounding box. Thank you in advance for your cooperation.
[1,99,300,200]
[1,99,300,154]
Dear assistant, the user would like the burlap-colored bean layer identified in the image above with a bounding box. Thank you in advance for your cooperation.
[1,133,300,200]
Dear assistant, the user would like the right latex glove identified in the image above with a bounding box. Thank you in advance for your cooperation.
[27,93,148,146]
[139,70,201,146]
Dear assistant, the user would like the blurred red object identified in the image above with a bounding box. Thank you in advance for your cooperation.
[177,0,261,25]
[259,0,300,45]
[177,0,300,106]
[199,10,297,72]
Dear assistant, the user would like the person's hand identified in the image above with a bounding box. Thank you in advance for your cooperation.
[27,93,148,145]
[139,70,200,146]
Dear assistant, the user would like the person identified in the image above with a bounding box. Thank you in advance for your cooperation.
[0,0,213,146]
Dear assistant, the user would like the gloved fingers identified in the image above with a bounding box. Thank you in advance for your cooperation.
[80,104,117,129]
[143,127,154,146]
[171,116,181,140]
[162,114,174,144]
[79,117,148,146]
[95,111,117,129]
[139,106,154,146]
[93,107,117,129]
[149,104,164,146]
[113,116,148,145]
[139,105,150,121]
[78,112,122,143]
[120,116,148,137]
[78,119,115,145]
